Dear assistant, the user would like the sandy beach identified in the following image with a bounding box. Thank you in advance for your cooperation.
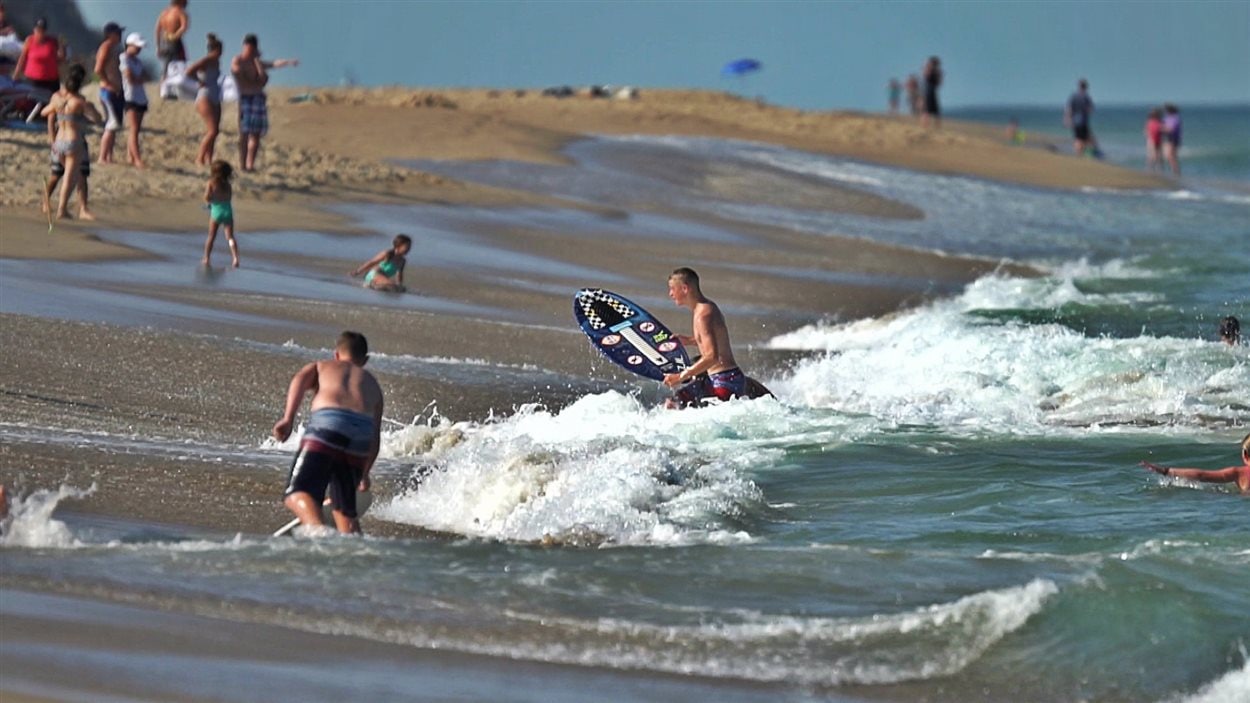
[6,82,1243,703]
[2,87,1171,259]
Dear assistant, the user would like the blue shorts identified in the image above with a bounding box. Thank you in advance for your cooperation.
[99,88,125,132]
[675,368,746,407]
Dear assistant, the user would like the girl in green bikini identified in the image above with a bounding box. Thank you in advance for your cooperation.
[202,159,240,267]
[351,234,411,292]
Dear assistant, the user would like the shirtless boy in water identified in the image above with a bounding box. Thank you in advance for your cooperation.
[1141,433,1250,494]
[662,267,749,407]
[273,332,383,534]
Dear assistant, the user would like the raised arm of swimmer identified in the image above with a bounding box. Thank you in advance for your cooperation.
[1141,462,1249,489]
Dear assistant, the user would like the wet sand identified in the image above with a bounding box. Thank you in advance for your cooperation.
[2,589,822,703]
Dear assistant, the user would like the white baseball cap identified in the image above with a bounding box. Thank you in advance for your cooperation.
[125,32,146,48]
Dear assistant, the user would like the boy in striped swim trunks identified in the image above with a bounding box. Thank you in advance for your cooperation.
[273,332,383,534]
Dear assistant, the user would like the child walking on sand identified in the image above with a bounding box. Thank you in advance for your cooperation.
[351,234,411,292]
[202,160,239,267]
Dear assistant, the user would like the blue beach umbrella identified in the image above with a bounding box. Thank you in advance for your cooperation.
[721,58,762,78]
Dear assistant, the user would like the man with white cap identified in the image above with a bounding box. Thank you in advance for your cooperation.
[120,32,149,168]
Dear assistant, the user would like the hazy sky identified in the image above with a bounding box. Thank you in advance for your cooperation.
[80,1,1250,110]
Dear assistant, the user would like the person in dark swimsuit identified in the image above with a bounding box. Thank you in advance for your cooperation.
[1065,79,1095,156]
[921,56,942,129]
[1218,316,1239,347]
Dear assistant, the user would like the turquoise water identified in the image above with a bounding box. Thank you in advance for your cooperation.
[3,133,1249,702]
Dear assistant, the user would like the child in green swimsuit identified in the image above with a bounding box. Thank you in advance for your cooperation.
[202,159,240,267]
[351,234,411,292]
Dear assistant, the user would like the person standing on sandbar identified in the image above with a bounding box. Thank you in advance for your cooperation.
[1065,79,1095,157]
[154,0,188,98]
[230,33,297,172]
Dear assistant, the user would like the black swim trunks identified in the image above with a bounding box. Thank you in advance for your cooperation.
[283,408,375,519]
[284,443,364,518]
[158,37,186,62]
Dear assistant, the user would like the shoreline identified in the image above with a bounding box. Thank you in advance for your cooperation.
[1,86,1172,264]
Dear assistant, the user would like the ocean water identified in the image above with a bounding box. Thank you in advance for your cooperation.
[3,132,1249,702]
[950,103,1250,184]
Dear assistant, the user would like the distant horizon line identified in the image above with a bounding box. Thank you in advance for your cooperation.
[267,83,1249,111]
[947,100,1250,112]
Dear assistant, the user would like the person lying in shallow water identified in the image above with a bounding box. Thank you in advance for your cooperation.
[1141,433,1250,493]
[350,233,410,292]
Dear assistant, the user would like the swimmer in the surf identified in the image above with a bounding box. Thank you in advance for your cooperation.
[351,234,410,292]
[1140,433,1250,494]
[662,267,749,407]
[1219,315,1240,346]
[273,331,383,534]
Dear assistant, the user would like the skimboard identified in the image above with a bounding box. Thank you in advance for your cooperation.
[573,287,775,402]
[273,490,373,537]
[574,288,689,382]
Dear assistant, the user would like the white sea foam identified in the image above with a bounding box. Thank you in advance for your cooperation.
[1162,189,1250,206]
[1171,660,1250,703]
[767,262,1248,433]
[289,576,1058,686]
[0,484,94,549]
[748,149,889,187]
[1079,185,1250,207]
[374,391,869,545]
[264,338,554,374]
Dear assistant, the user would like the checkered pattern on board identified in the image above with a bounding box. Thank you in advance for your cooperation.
[578,289,635,330]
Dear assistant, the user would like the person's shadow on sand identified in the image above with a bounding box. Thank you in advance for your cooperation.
[196,263,226,284]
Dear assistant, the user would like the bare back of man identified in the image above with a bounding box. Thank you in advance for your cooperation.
[155,2,188,60]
